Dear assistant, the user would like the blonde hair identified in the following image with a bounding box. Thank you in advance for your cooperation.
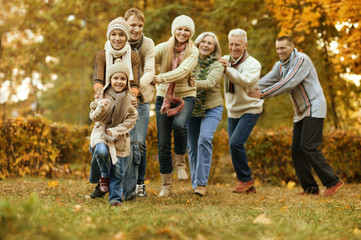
[165,36,194,72]
[194,32,222,59]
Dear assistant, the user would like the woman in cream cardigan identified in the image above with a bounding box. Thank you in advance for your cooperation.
[154,15,198,197]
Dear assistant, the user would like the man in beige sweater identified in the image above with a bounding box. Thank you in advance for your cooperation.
[219,28,263,194]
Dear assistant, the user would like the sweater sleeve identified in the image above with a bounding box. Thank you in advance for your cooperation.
[93,50,106,92]
[260,56,310,98]
[195,61,224,90]
[224,58,261,87]
[157,46,199,84]
[89,100,110,123]
[130,52,140,94]
[140,39,155,90]
[258,63,282,91]
[106,105,138,138]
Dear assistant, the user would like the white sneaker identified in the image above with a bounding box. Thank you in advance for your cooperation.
[136,183,148,197]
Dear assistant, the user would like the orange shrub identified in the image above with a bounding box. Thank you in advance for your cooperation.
[1,116,360,184]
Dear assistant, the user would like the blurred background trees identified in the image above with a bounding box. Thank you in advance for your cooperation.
[1,0,360,129]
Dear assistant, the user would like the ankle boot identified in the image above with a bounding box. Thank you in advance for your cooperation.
[158,173,172,197]
[174,154,188,181]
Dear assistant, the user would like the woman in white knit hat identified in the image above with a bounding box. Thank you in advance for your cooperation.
[89,17,140,199]
[154,15,199,197]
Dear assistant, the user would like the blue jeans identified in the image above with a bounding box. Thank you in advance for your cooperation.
[228,114,260,182]
[89,143,125,204]
[156,96,196,174]
[187,106,223,189]
[123,125,141,200]
[136,103,150,184]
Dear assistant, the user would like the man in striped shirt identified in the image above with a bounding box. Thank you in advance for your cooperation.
[253,36,343,196]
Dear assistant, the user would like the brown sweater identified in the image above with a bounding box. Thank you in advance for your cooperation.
[93,49,140,95]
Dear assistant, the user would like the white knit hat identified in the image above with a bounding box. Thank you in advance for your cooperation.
[107,59,129,81]
[107,17,130,40]
[171,15,195,37]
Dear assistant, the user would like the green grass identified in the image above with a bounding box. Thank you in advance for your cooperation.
[0,177,360,240]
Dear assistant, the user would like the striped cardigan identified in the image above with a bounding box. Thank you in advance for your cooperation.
[259,49,327,122]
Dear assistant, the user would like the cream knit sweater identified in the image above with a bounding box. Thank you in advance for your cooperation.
[223,55,264,118]
[138,36,156,103]
[155,42,198,98]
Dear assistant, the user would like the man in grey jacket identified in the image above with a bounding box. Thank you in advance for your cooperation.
[251,36,343,196]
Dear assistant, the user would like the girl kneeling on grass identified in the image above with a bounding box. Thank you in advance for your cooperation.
[89,59,138,207]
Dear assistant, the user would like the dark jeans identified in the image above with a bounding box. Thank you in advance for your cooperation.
[156,96,196,174]
[292,117,339,193]
[228,114,260,182]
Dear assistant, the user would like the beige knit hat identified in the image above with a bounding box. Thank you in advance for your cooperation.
[107,17,130,40]
[107,59,129,81]
[171,15,195,37]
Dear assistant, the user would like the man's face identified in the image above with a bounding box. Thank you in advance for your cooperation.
[276,40,294,61]
[228,36,247,60]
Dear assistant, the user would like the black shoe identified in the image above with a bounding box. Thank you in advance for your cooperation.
[90,183,106,199]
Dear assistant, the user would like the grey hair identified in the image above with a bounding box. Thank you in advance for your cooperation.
[194,32,222,58]
[228,28,247,43]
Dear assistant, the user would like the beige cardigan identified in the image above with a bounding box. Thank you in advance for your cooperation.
[155,42,198,98]
[89,81,137,158]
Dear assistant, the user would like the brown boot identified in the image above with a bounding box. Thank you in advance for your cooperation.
[232,180,254,193]
[174,154,189,181]
[158,173,172,197]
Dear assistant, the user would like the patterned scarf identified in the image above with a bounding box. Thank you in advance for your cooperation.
[225,50,249,93]
[280,48,297,79]
[191,53,216,117]
[160,43,186,116]
[129,34,144,52]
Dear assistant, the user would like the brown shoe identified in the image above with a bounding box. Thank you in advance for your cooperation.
[232,180,255,193]
[246,187,257,194]
[322,179,344,197]
[99,177,109,193]
[111,202,122,207]
[297,190,320,195]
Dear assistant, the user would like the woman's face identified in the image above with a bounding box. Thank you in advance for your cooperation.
[174,27,191,44]
[126,15,144,41]
[111,72,127,92]
[109,30,127,50]
[198,35,215,58]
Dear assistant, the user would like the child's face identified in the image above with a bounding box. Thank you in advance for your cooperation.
[109,30,127,50]
[111,72,127,92]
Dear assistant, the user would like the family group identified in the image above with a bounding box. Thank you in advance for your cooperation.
[87,8,344,207]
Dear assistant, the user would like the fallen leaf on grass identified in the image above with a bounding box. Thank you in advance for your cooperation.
[73,204,82,212]
[48,180,59,188]
[113,231,125,240]
[253,214,273,225]
[280,205,288,212]
[287,181,296,190]
[277,198,286,203]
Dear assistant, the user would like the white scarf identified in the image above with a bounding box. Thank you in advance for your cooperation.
[104,40,134,84]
